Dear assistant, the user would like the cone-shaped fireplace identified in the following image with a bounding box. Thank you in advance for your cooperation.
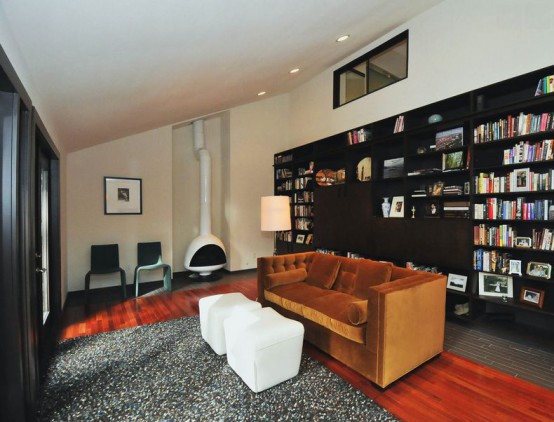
[184,119,226,276]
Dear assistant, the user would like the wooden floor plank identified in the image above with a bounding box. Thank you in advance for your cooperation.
[59,277,554,421]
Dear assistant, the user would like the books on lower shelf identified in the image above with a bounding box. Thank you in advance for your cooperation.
[474,198,554,220]
[503,140,554,164]
[474,112,554,143]
[473,249,513,273]
[474,224,554,250]
[443,201,470,218]
[475,169,554,194]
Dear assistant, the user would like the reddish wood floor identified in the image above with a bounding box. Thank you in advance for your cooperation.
[60,278,554,422]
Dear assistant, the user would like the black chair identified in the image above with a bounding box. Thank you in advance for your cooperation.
[134,242,172,297]
[85,244,126,303]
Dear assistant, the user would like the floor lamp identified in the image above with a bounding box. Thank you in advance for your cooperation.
[261,196,291,255]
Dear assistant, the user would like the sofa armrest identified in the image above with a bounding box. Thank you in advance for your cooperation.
[365,274,446,387]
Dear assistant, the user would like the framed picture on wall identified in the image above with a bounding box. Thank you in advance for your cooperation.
[104,177,143,215]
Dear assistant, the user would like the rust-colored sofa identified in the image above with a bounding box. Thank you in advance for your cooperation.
[257,251,447,388]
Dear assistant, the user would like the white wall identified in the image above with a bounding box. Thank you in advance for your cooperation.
[66,126,173,292]
[289,0,554,147]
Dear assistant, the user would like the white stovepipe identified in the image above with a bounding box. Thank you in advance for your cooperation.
[193,120,211,236]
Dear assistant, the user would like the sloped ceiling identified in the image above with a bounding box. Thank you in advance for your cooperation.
[0,0,443,152]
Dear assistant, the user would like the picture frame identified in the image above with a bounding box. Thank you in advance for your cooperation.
[435,127,464,151]
[478,272,513,298]
[389,196,404,217]
[305,233,313,245]
[425,200,441,218]
[430,180,444,196]
[526,261,551,279]
[442,151,464,171]
[447,273,468,292]
[512,167,530,192]
[514,236,532,248]
[519,286,545,309]
[508,259,522,276]
[296,234,305,244]
[104,176,142,215]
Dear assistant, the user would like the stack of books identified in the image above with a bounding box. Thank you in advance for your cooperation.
[443,201,470,218]
[411,189,427,197]
[443,185,464,195]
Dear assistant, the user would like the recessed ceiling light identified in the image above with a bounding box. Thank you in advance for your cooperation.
[336,35,350,42]
[289,68,300,74]
[258,91,266,96]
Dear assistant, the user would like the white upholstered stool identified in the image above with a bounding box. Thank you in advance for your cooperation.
[199,292,262,355]
[224,307,305,393]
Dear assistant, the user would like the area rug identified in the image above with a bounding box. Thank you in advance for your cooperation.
[38,316,398,421]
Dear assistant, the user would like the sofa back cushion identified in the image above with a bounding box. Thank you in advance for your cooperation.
[306,253,341,289]
[333,258,393,299]
[265,268,307,290]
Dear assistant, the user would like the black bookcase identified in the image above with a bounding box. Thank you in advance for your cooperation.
[273,64,554,323]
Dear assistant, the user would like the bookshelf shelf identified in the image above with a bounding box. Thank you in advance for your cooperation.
[274,64,554,321]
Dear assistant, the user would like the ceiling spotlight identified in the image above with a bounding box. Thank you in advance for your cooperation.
[258,91,266,96]
[289,68,300,74]
[336,35,350,42]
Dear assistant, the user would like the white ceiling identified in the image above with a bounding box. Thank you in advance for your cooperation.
[0,0,443,152]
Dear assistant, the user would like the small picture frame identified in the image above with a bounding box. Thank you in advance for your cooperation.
[389,196,404,218]
[425,200,441,218]
[447,273,468,292]
[514,237,532,248]
[305,233,313,245]
[464,181,470,195]
[442,151,464,171]
[478,272,513,298]
[435,127,464,151]
[430,181,444,196]
[296,234,305,244]
[519,286,545,309]
[526,261,551,279]
[104,176,143,215]
[512,167,530,192]
[508,259,522,276]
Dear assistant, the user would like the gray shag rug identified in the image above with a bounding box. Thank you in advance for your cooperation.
[38,316,398,421]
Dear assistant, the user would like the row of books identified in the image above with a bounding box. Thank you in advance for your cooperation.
[473,112,554,143]
[275,154,293,165]
[532,227,554,251]
[347,128,370,145]
[276,180,293,192]
[474,198,554,220]
[535,75,554,96]
[294,191,313,204]
[444,200,470,218]
[294,205,313,217]
[474,224,516,247]
[393,115,405,134]
[275,168,292,180]
[316,248,342,256]
[473,249,512,273]
[295,218,313,231]
[298,165,314,176]
[503,140,554,164]
[276,231,292,242]
[474,169,554,194]
[294,177,313,190]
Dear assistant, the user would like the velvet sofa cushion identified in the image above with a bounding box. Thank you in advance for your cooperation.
[306,253,341,289]
[351,260,393,299]
[265,268,307,289]
[347,300,368,325]
[265,282,336,315]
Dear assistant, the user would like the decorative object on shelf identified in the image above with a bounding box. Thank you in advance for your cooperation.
[508,260,522,276]
[453,302,469,315]
[428,113,443,124]
[261,195,292,255]
[514,236,532,248]
[478,272,514,298]
[315,169,337,186]
[305,161,315,174]
[447,273,468,292]
[305,233,313,245]
[425,200,441,218]
[442,151,464,171]
[296,234,305,244]
[526,261,551,279]
[519,286,545,309]
[336,169,346,184]
[356,157,372,181]
[381,197,391,218]
[411,206,416,218]
[435,127,463,151]
[464,181,470,195]
[389,196,405,218]
[430,180,444,196]
[416,146,427,154]
[476,94,486,111]
[104,176,142,215]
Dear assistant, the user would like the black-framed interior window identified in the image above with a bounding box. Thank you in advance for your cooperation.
[333,30,408,108]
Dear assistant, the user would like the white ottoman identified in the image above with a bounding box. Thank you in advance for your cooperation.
[199,292,262,355]
[224,307,305,393]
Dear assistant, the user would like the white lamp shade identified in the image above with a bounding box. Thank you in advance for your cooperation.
[261,196,291,231]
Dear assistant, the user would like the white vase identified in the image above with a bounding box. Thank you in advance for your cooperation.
[382,197,391,218]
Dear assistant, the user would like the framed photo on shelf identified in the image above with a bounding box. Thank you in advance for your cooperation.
[514,237,532,248]
[296,234,305,244]
[389,196,404,217]
[435,127,463,151]
[478,272,514,298]
[508,259,522,276]
[512,167,530,192]
[429,180,444,196]
[519,286,545,309]
[442,151,464,171]
[104,176,142,215]
[305,233,313,245]
[447,273,468,292]
[425,200,441,218]
[526,261,551,279]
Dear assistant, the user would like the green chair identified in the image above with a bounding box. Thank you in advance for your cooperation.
[85,244,126,303]
[134,242,172,297]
